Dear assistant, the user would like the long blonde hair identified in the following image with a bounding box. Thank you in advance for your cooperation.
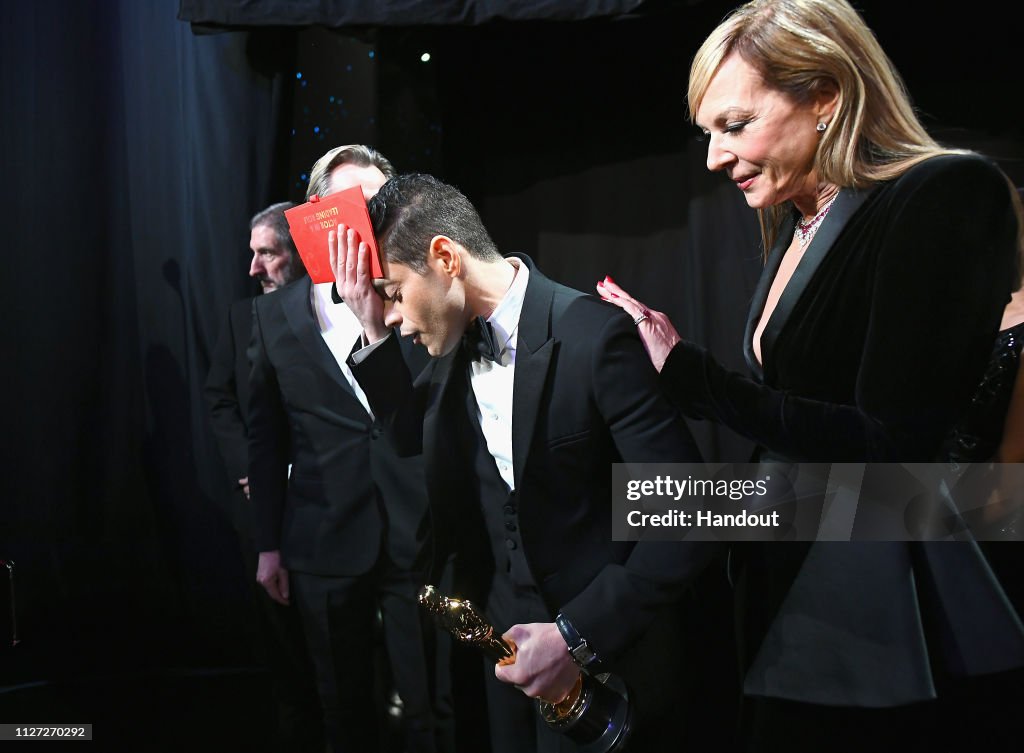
[688,0,972,254]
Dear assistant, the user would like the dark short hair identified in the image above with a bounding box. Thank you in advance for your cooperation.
[368,174,502,273]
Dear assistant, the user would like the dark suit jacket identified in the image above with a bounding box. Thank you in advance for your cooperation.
[352,255,713,662]
[247,275,430,576]
[660,154,1024,706]
[205,297,255,492]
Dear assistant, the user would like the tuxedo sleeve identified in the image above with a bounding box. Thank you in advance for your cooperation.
[660,155,1017,462]
[348,330,429,456]
[246,298,290,552]
[561,309,719,661]
[203,303,249,484]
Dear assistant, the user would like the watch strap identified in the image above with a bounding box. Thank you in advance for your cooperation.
[555,613,601,670]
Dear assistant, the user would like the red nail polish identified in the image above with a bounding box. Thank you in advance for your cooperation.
[603,275,611,283]
[610,293,619,298]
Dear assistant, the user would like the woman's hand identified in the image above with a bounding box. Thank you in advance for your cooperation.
[596,276,681,372]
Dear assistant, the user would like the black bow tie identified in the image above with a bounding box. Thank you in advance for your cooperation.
[462,316,502,363]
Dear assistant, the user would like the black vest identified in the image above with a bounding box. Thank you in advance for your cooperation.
[462,366,534,589]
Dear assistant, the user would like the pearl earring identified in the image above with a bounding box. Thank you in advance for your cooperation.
[816,122,828,133]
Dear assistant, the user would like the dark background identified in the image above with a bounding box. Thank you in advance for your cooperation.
[2,0,1022,750]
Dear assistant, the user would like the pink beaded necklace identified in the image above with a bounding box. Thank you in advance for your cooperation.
[794,192,840,250]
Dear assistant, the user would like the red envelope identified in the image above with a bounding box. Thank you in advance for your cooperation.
[284,186,384,284]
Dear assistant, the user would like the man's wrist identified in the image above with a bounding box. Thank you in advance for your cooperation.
[351,329,391,365]
[555,613,602,671]
[364,325,390,344]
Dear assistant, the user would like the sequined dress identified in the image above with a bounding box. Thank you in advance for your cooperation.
[940,320,1024,462]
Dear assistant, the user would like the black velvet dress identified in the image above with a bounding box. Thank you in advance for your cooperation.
[660,155,1024,749]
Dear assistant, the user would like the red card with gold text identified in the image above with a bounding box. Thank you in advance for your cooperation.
[284,186,383,284]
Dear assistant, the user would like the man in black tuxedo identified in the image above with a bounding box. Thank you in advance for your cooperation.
[334,174,714,753]
[205,201,324,752]
[207,201,307,503]
[247,147,449,753]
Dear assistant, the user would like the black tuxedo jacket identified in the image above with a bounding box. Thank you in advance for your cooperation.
[352,255,712,661]
[247,276,430,576]
[661,154,1024,706]
[205,298,255,485]
[204,296,258,531]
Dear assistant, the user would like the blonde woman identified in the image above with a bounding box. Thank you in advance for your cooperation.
[600,0,1024,748]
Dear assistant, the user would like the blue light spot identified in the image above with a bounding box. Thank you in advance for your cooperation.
[346,64,353,72]
[329,95,335,103]
[301,174,308,181]
[301,80,307,88]
[295,72,302,79]
[313,126,320,134]
[368,50,375,58]
[291,128,296,136]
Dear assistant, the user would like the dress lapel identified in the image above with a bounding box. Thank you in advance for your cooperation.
[751,187,874,376]
[743,221,792,380]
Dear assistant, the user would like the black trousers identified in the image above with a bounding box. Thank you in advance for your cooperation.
[236,506,324,752]
[480,570,708,753]
[290,556,454,753]
[482,575,577,753]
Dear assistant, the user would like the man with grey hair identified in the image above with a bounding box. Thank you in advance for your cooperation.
[247,201,306,294]
[247,146,450,752]
[205,200,323,751]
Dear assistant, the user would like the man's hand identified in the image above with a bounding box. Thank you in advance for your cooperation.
[238,476,250,500]
[329,225,390,342]
[494,622,580,704]
[256,550,290,606]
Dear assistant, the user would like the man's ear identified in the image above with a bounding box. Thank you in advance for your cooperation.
[429,235,461,279]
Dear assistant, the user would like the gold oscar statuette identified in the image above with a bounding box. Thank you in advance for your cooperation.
[418,585,633,752]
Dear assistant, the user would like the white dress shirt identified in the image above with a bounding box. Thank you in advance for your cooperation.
[350,260,528,488]
[310,281,374,418]
[469,260,529,491]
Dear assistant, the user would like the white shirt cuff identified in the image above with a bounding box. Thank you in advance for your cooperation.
[350,330,391,364]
